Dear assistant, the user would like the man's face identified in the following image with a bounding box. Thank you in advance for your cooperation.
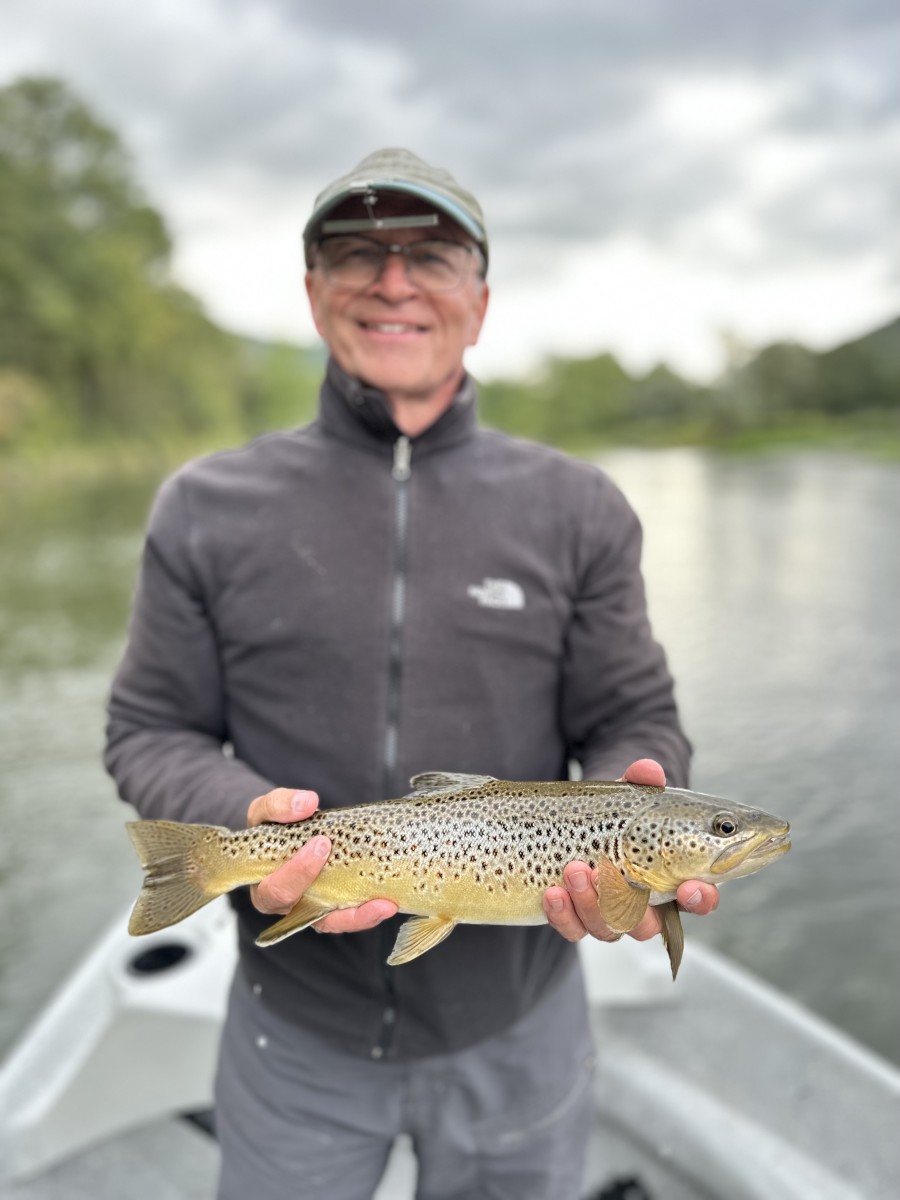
[305,197,489,405]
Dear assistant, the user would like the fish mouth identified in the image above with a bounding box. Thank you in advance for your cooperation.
[710,826,791,875]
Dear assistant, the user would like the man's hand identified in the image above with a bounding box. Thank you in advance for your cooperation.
[541,759,719,944]
[247,787,398,934]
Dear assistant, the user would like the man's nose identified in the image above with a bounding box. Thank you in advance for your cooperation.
[372,252,419,299]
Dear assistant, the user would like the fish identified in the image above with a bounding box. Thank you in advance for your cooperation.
[126,771,791,979]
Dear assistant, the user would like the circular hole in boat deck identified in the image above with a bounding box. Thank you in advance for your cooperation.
[127,942,194,975]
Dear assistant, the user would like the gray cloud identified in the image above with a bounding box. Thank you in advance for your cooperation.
[2,0,898,354]
[192,0,900,261]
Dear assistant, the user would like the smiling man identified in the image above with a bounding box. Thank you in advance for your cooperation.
[106,148,718,1200]
[305,192,489,436]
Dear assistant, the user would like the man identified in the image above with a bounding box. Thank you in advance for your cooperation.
[106,148,718,1200]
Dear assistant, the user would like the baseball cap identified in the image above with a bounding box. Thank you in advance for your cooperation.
[303,148,488,268]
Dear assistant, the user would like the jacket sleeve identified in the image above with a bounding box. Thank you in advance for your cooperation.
[104,472,274,829]
[561,474,691,787]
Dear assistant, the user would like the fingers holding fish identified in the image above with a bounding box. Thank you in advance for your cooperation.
[620,758,666,787]
[246,787,330,917]
[247,787,320,826]
[542,885,586,942]
[676,879,719,916]
[313,899,399,935]
[255,870,398,936]
[251,835,332,915]
[542,862,626,944]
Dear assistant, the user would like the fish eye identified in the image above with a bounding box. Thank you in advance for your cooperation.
[712,814,739,837]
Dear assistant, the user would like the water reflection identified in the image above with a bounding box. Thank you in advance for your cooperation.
[600,450,900,1063]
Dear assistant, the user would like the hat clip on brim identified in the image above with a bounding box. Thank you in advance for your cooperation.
[320,214,440,235]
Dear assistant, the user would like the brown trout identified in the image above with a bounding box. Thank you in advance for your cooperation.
[127,772,791,979]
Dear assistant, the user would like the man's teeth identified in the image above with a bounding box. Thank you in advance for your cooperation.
[365,322,421,333]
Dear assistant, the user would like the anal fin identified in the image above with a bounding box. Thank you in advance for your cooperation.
[595,858,650,933]
[387,916,456,965]
[656,900,685,981]
[256,895,336,947]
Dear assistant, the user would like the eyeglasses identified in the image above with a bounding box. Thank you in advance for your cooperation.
[313,235,483,294]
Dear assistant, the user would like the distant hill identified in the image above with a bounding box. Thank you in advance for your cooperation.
[833,315,900,366]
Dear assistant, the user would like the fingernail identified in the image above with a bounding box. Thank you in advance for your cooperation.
[683,889,701,909]
[291,791,313,815]
[571,872,589,893]
[547,897,564,913]
[311,836,330,859]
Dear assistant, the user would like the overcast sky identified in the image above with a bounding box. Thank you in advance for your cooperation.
[3,0,899,381]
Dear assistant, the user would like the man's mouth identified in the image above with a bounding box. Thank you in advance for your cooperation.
[359,321,427,334]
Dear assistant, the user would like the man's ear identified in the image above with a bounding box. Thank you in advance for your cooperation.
[305,271,326,338]
[467,281,490,348]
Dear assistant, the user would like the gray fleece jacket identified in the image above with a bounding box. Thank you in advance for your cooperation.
[105,357,690,1059]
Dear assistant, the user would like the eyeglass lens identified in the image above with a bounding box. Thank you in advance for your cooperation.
[317,237,475,292]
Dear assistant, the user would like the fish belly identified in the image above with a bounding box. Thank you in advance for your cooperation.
[306,859,548,925]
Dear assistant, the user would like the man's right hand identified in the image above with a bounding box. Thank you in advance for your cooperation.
[247,787,398,934]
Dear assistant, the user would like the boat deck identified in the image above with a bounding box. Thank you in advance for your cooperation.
[2,908,898,1200]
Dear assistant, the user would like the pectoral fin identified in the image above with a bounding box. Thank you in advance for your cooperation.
[656,900,685,981]
[256,896,336,947]
[387,916,457,965]
[595,858,651,933]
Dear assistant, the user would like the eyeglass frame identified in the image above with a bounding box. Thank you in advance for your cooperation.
[310,233,486,294]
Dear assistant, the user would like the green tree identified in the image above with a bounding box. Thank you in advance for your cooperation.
[239,340,321,435]
[0,76,241,446]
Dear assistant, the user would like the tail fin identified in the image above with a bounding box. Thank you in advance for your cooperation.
[126,820,224,935]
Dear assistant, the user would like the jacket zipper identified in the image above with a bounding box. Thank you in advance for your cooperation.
[382,433,412,795]
[373,433,412,1059]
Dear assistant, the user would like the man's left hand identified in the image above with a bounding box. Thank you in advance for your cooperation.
[541,758,719,944]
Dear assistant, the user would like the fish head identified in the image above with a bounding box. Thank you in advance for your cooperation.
[620,789,791,893]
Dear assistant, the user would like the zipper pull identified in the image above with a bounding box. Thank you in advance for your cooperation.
[392,435,412,481]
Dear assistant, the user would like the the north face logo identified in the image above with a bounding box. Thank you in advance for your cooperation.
[467,578,525,610]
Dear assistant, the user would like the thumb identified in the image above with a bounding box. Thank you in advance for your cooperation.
[247,787,319,826]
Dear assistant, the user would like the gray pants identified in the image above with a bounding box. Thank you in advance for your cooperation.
[214,964,595,1200]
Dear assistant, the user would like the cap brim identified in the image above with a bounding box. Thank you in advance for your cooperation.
[304,181,486,251]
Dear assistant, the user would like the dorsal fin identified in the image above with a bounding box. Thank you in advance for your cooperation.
[406,771,497,797]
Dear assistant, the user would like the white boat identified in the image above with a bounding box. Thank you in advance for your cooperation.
[1,900,898,1199]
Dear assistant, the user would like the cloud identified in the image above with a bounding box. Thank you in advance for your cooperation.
[1,0,898,377]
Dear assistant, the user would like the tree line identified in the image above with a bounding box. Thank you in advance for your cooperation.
[0,76,321,455]
[1,76,897,460]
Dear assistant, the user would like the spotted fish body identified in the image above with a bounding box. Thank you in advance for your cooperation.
[127,772,791,979]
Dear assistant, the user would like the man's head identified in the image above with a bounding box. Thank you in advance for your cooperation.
[304,149,490,431]
[303,148,488,268]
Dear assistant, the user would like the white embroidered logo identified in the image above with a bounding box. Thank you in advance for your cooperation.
[467,578,526,611]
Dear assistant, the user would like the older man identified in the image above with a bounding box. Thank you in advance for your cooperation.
[106,149,718,1200]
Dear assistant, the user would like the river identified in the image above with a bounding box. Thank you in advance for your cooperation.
[0,448,898,1066]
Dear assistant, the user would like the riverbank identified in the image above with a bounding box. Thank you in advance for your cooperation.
[3,409,899,496]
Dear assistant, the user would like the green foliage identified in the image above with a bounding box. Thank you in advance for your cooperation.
[0,368,48,445]
[480,319,900,452]
[0,76,278,452]
[1,74,898,465]
[239,340,322,435]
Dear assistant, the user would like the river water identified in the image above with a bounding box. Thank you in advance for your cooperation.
[0,448,898,1066]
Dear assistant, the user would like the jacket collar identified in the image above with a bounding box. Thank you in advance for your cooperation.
[317,356,478,454]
